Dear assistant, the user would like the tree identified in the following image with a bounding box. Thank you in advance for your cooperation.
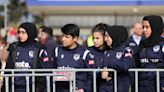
[0,0,43,27]
[8,0,27,23]
[0,16,4,28]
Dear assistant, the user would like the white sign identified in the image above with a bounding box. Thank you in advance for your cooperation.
[54,71,74,81]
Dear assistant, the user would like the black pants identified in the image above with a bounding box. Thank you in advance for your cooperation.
[139,84,156,92]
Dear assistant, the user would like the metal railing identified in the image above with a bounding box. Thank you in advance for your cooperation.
[129,69,164,92]
[0,69,163,92]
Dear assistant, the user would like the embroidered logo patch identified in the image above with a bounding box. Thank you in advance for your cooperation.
[73,54,80,61]
[116,52,122,59]
[61,54,64,59]
[153,45,160,52]
[29,51,34,58]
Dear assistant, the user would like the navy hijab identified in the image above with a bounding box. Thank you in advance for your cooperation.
[106,25,128,48]
[142,15,164,47]
[18,22,37,46]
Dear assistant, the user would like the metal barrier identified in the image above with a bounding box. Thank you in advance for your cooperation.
[0,69,163,92]
[129,69,164,92]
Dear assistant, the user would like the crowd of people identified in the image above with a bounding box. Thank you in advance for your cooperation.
[0,15,163,92]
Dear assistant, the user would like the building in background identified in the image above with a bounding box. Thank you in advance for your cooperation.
[26,0,164,35]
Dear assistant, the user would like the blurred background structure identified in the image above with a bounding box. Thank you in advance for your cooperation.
[0,0,164,46]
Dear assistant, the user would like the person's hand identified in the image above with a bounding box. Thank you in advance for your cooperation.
[162,86,164,91]
[102,67,112,81]
[76,89,84,92]
[102,67,109,79]
[0,79,3,89]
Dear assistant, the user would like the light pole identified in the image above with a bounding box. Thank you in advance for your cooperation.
[0,0,9,34]
[4,2,8,32]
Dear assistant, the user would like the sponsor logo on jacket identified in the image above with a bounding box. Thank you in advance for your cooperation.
[15,61,30,69]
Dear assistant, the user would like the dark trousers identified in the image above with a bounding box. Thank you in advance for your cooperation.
[139,84,156,92]
[99,80,113,92]
[56,86,69,92]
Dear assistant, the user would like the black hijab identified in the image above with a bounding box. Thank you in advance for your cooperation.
[106,25,128,48]
[18,22,37,46]
[142,15,164,47]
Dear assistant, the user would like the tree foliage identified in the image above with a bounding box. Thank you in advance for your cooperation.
[8,0,27,23]
[0,0,43,28]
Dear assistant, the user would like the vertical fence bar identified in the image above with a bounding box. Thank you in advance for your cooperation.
[26,76,30,92]
[114,70,117,92]
[46,76,51,92]
[156,71,160,92]
[12,71,14,92]
[93,71,97,92]
[73,70,76,92]
[32,71,35,92]
[53,70,56,92]
[5,77,9,92]
[53,75,56,92]
[4,2,8,32]
[69,80,72,92]
[135,71,138,92]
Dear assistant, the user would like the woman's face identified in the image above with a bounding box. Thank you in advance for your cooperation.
[93,32,105,49]
[61,33,77,49]
[105,31,112,47]
[143,20,152,38]
[17,28,28,42]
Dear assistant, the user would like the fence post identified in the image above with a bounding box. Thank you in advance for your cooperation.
[5,77,9,92]
[156,71,160,92]
[26,76,30,92]
[46,76,51,92]
[114,70,117,92]
[32,71,35,92]
[53,70,56,92]
[135,71,138,92]
[73,70,76,92]
[93,70,97,92]
[12,70,14,92]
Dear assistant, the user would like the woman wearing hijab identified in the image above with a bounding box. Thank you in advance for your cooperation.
[138,15,164,92]
[100,26,136,92]
[1,22,51,92]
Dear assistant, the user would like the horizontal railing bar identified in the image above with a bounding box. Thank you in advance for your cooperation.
[0,69,116,72]
[129,69,164,72]
[1,68,164,72]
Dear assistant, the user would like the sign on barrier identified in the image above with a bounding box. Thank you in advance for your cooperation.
[54,71,74,81]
